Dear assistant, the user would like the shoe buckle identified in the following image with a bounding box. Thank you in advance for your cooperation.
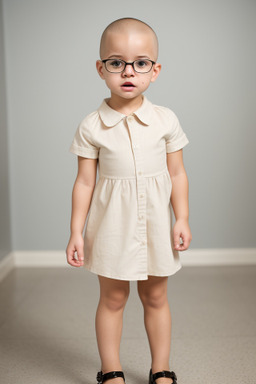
[97,371,103,384]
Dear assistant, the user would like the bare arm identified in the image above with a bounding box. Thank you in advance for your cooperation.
[167,149,192,251]
[66,156,98,267]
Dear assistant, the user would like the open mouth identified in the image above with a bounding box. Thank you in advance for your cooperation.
[122,82,135,87]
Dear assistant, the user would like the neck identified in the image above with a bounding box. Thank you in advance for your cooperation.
[107,94,143,116]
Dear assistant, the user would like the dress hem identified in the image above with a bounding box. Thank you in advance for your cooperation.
[83,264,182,281]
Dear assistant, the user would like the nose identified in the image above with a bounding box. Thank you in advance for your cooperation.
[122,63,135,77]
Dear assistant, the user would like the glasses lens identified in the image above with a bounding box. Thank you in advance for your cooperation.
[105,59,125,72]
[134,59,153,73]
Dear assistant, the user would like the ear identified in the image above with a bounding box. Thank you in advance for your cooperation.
[96,60,105,79]
[151,62,161,83]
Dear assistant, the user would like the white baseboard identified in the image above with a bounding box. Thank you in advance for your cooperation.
[0,253,15,282]
[13,251,67,267]
[181,248,256,266]
[1,249,256,282]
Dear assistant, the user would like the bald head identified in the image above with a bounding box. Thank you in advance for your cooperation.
[99,18,159,61]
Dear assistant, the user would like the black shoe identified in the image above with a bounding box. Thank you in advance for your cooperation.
[148,369,177,384]
[97,370,125,383]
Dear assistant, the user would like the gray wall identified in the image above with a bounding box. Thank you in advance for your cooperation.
[0,0,11,260]
[2,0,256,251]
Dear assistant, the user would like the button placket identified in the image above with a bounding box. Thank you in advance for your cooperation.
[126,116,147,271]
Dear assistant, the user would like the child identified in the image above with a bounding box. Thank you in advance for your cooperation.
[66,17,192,384]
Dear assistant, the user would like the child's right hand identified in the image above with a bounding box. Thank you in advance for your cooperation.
[66,233,85,267]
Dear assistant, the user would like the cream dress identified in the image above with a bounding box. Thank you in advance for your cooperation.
[70,95,189,281]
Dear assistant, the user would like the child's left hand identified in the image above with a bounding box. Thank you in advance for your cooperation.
[172,218,192,251]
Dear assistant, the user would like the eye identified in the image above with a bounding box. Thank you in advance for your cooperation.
[109,60,123,68]
[136,60,150,68]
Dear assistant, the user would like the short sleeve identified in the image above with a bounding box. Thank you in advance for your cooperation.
[69,117,99,159]
[165,109,189,153]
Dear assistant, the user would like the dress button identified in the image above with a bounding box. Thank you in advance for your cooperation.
[138,171,142,176]
[139,194,144,198]
[139,215,144,220]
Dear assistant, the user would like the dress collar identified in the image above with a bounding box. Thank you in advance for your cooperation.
[98,95,153,127]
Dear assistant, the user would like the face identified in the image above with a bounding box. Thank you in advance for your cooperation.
[96,30,161,103]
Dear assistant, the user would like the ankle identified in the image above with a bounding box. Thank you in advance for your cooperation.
[151,365,170,374]
[149,368,177,384]
[102,366,123,374]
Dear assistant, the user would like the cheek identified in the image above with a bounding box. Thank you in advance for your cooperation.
[140,76,151,86]
[104,76,121,91]
[105,76,116,86]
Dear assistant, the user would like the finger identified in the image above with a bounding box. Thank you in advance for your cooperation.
[75,245,84,267]
[76,244,84,262]
[179,233,192,251]
[66,247,73,264]
[73,250,84,266]
[66,247,81,267]
[69,255,83,267]
[173,230,182,250]
[182,237,190,250]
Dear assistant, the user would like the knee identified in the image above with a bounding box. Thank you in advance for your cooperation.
[138,286,167,309]
[102,287,130,312]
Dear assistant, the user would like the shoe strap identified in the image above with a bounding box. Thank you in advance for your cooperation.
[152,370,177,383]
[97,370,125,383]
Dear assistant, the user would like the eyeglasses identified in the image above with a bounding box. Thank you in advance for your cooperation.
[102,58,156,73]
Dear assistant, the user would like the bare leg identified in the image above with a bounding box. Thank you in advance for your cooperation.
[138,276,173,384]
[95,276,130,384]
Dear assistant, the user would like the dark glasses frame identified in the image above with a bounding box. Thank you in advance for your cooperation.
[101,58,156,73]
